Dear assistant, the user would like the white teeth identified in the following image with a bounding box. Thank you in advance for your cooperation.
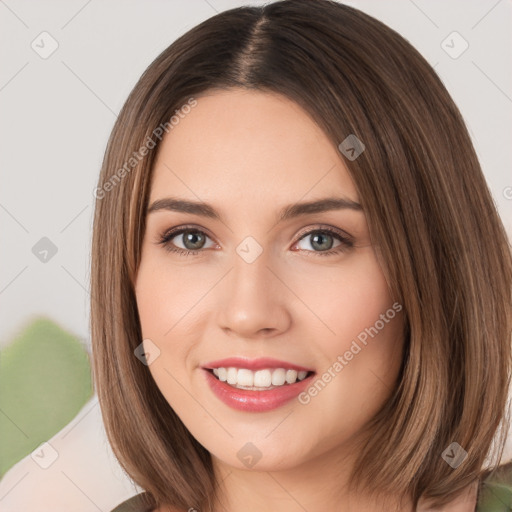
[271,368,286,386]
[210,367,310,389]
[227,367,238,385]
[285,369,298,384]
[254,369,272,387]
[237,369,254,387]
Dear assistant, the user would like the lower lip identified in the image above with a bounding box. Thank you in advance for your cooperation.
[203,369,314,412]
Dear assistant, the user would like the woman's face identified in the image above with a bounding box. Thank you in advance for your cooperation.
[135,88,404,474]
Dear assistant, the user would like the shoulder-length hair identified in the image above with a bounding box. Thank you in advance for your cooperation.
[90,0,512,509]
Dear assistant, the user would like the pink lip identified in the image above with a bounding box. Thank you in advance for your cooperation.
[202,368,315,413]
[201,357,314,372]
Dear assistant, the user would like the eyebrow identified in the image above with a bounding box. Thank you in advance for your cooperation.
[146,196,363,223]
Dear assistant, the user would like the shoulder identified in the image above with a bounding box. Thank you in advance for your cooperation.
[476,461,512,511]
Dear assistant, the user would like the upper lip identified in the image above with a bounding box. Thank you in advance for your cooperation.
[202,357,315,373]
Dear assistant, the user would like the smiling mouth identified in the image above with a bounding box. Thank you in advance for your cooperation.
[206,367,315,390]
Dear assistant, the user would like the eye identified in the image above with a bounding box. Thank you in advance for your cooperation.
[157,226,217,255]
[292,227,354,257]
[156,225,354,257]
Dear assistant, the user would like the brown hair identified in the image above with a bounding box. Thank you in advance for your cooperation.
[90,0,512,509]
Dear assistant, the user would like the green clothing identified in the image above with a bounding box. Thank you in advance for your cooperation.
[110,462,512,511]
[477,462,512,511]
[110,492,154,512]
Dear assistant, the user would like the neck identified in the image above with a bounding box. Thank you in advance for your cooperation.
[210,444,415,512]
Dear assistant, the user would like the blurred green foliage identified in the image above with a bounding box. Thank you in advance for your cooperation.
[0,317,93,477]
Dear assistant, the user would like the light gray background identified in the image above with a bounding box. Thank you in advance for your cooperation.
[1,0,511,350]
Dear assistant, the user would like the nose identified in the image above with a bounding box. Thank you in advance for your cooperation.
[216,251,292,339]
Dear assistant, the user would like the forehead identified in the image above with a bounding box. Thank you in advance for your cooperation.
[149,89,359,206]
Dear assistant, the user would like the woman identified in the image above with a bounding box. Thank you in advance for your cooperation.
[90,1,512,510]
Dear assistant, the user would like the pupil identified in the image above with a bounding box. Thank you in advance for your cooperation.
[311,233,333,251]
[184,231,204,250]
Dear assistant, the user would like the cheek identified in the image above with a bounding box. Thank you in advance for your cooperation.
[134,258,213,396]
[135,257,209,339]
[294,275,403,451]
[134,263,194,410]
[293,250,404,409]
[292,249,398,348]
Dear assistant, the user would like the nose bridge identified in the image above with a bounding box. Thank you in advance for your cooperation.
[230,242,274,302]
[225,231,272,292]
[216,240,290,337]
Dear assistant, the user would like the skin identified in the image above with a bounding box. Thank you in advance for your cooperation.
[134,89,477,512]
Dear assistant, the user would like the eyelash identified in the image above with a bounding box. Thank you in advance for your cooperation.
[156,225,354,257]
